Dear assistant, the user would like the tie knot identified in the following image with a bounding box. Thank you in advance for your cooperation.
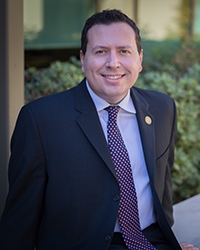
[105,105,120,122]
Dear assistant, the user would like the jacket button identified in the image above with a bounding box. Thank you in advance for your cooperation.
[105,235,111,242]
[113,194,120,201]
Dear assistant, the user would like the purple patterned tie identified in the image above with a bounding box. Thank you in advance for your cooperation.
[105,106,157,250]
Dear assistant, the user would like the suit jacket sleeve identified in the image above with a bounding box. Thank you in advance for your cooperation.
[0,104,47,250]
[154,96,177,226]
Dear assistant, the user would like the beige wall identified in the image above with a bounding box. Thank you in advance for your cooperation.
[24,0,181,41]
[139,0,180,40]
[0,0,24,216]
[100,0,181,40]
[100,0,136,20]
[8,0,24,137]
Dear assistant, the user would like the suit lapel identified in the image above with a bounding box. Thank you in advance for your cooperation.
[130,87,155,183]
[131,87,181,249]
[74,80,117,179]
[74,81,156,182]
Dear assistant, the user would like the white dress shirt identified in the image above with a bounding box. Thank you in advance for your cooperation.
[86,81,156,231]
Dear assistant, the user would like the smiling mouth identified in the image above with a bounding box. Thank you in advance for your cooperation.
[102,75,124,79]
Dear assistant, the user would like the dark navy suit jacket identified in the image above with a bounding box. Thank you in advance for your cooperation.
[0,79,181,249]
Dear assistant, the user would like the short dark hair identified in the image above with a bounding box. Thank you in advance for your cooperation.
[81,9,142,55]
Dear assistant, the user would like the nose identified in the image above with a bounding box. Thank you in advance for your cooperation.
[105,51,120,69]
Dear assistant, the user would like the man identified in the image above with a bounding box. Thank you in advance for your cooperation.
[0,9,193,250]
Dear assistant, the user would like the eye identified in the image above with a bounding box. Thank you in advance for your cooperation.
[120,49,130,54]
[96,50,106,54]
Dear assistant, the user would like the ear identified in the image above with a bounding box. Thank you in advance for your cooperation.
[139,49,143,72]
[80,50,85,73]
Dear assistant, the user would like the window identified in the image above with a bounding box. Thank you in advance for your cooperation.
[194,0,200,37]
[24,0,95,50]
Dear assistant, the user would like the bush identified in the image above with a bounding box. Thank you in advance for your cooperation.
[25,59,84,103]
[25,58,200,203]
[142,39,200,76]
[141,40,180,73]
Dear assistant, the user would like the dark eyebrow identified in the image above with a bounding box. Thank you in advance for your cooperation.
[92,45,132,51]
[92,46,108,51]
[118,46,132,49]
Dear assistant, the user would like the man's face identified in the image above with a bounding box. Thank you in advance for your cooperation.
[80,22,143,104]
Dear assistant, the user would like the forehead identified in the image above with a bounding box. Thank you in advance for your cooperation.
[87,22,136,46]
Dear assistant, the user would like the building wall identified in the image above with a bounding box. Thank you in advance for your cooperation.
[100,0,135,20]
[24,0,181,51]
[101,0,181,40]
[0,0,24,216]
[139,0,181,40]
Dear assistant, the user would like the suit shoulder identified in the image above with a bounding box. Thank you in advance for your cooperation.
[132,86,174,103]
[131,86,176,117]
[28,86,75,107]
[25,78,87,112]
[23,84,81,119]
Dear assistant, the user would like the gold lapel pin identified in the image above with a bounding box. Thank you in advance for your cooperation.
[145,116,152,125]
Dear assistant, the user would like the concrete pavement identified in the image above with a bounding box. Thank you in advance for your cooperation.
[172,194,200,248]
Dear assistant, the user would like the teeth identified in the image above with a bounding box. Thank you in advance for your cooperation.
[104,75,122,79]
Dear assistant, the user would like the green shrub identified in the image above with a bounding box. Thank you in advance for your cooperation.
[141,40,180,73]
[25,59,200,203]
[142,39,200,76]
[25,59,84,103]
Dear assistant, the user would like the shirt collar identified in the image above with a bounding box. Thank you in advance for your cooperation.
[86,80,136,114]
